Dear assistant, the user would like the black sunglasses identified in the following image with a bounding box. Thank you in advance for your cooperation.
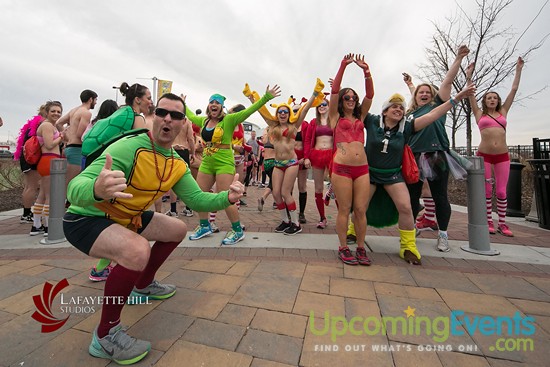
[343,95,359,102]
[155,107,185,120]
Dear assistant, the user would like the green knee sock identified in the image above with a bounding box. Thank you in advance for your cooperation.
[232,221,242,232]
[96,258,111,272]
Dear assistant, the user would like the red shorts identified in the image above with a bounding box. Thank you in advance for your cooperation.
[476,151,510,165]
[37,153,62,177]
[331,162,369,180]
[309,148,333,170]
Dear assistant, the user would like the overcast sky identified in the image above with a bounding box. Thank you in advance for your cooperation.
[1,0,548,148]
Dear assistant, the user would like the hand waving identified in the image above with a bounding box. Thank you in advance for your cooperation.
[353,54,370,71]
[267,84,282,98]
[341,53,354,66]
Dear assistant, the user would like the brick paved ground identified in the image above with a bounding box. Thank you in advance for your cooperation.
[1,180,550,366]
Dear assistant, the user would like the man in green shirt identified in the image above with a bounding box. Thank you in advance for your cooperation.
[63,93,244,365]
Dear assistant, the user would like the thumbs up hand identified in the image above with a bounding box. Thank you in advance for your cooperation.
[93,153,133,200]
[227,173,245,204]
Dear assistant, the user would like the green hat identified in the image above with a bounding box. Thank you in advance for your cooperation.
[209,94,226,106]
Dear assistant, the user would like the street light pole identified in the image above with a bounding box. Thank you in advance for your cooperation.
[112,86,119,103]
[137,77,158,101]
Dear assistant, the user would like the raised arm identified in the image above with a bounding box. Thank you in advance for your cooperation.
[438,45,470,100]
[415,83,476,131]
[329,54,354,128]
[241,84,281,127]
[184,104,204,128]
[354,54,374,121]
[501,56,524,115]
[294,79,324,128]
[402,73,415,96]
[465,63,482,121]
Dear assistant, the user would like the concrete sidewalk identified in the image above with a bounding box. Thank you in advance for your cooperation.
[1,180,550,366]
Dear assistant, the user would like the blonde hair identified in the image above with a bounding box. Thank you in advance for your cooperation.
[407,83,438,114]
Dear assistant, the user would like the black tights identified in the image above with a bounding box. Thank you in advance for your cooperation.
[408,170,451,231]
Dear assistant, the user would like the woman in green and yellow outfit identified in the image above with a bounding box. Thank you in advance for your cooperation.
[187,85,281,245]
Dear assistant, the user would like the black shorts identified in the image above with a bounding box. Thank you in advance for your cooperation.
[19,154,37,173]
[63,211,154,255]
[175,149,190,165]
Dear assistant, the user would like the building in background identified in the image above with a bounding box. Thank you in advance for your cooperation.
[242,121,264,142]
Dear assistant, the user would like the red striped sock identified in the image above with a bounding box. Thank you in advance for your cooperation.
[497,197,507,225]
[423,198,436,222]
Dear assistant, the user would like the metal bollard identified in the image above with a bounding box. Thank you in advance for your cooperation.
[506,160,525,217]
[461,156,500,256]
[40,158,67,245]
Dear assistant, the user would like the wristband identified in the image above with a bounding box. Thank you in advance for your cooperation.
[449,98,457,108]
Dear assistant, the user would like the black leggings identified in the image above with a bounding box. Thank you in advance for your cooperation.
[265,165,274,190]
[408,170,451,231]
[244,164,254,186]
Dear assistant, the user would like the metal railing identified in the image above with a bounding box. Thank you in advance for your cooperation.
[453,145,534,160]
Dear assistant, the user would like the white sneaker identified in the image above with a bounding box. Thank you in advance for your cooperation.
[210,222,220,233]
[181,208,193,217]
[436,234,450,252]
[165,211,178,217]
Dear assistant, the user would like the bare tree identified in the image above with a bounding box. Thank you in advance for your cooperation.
[416,0,548,154]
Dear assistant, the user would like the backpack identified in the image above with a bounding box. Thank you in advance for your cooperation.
[23,136,41,164]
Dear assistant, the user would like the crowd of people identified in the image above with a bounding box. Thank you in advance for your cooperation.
[9,45,526,365]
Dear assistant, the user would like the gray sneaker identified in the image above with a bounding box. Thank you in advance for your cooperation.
[436,234,450,252]
[129,280,176,303]
[89,325,150,364]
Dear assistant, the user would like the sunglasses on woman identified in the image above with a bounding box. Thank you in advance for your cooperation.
[155,108,185,120]
[318,102,328,107]
[277,110,290,115]
[343,95,359,102]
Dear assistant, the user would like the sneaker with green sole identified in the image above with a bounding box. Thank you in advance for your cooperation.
[89,324,150,365]
[221,230,245,245]
[128,280,176,304]
[189,225,212,240]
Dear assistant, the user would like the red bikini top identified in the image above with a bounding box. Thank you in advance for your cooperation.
[334,118,364,144]
[281,127,296,139]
